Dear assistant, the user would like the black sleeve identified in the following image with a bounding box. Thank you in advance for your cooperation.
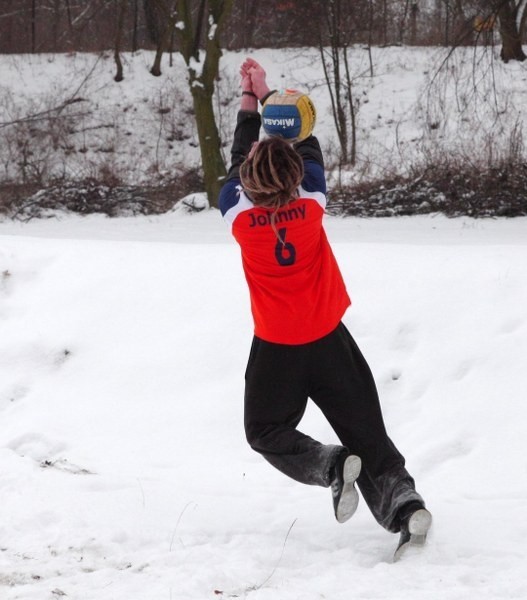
[294,135,324,169]
[227,110,262,181]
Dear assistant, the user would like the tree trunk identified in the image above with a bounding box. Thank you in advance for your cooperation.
[191,3,230,207]
[145,0,229,206]
[343,48,356,165]
[191,86,226,207]
[399,0,410,45]
[31,0,36,53]
[319,0,357,166]
[52,0,60,52]
[382,0,387,45]
[498,1,526,62]
[132,0,139,52]
[114,0,128,82]
[410,3,418,45]
[243,0,258,49]
[148,0,177,76]
[151,20,175,76]
[175,0,233,208]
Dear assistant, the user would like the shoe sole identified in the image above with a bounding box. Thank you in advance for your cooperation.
[393,508,432,561]
[408,508,433,545]
[336,455,362,523]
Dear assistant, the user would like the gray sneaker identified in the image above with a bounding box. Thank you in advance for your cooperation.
[394,507,433,561]
[331,454,362,523]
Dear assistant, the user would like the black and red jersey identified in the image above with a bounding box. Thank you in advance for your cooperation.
[219,111,350,345]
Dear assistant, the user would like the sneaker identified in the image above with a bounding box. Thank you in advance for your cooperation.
[406,507,432,543]
[330,453,361,523]
[394,505,432,560]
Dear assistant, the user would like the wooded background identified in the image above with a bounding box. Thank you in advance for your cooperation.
[0,1,523,55]
[2,0,527,217]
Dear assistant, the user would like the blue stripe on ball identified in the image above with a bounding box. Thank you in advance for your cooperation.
[262,104,301,139]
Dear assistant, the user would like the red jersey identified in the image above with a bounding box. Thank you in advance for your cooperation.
[220,173,350,345]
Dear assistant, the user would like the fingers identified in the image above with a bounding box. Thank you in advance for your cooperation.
[244,57,260,69]
[240,59,252,75]
[240,58,268,98]
[241,57,264,76]
[240,60,251,75]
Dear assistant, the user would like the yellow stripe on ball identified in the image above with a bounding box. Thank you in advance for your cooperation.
[262,90,316,142]
[296,94,316,141]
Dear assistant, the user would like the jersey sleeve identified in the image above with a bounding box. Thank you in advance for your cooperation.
[294,136,326,195]
[301,160,326,195]
[219,179,241,218]
[294,135,324,168]
[226,110,262,181]
[219,110,261,218]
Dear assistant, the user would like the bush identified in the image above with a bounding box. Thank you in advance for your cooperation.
[2,159,527,221]
[327,161,527,218]
[0,168,203,221]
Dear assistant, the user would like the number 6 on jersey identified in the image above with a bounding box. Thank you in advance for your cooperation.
[274,227,296,266]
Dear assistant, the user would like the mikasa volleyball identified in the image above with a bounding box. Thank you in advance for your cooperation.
[262,89,316,142]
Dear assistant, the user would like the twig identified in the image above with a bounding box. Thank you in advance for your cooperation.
[169,502,196,552]
[250,518,297,591]
[0,52,103,130]
[216,518,297,598]
[0,98,87,129]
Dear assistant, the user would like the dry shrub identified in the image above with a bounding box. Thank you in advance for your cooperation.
[0,167,203,221]
[328,157,527,218]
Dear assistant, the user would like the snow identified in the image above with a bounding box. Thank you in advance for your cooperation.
[1,46,526,186]
[1,211,527,599]
[1,44,527,599]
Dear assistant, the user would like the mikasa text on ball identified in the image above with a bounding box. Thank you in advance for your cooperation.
[262,89,316,142]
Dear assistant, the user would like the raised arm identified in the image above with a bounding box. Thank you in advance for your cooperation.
[294,135,324,169]
[226,59,275,181]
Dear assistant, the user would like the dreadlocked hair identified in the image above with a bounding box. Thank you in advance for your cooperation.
[239,136,304,211]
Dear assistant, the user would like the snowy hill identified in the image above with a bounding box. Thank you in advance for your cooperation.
[1,212,527,599]
[1,46,527,191]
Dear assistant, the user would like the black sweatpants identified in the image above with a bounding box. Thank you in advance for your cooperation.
[244,322,424,533]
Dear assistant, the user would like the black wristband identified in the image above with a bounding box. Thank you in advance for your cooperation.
[259,89,276,106]
[241,91,257,97]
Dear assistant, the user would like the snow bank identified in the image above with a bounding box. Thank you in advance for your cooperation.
[0,212,526,599]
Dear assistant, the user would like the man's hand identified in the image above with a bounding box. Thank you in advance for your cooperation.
[242,58,270,101]
[239,60,254,94]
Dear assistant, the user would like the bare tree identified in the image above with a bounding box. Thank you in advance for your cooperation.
[144,0,233,207]
[176,0,233,208]
[466,0,527,62]
[146,0,178,76]
[132,0,140,51]
[319,0,357,166]
[114,0,128,81]
[494,0,527,61]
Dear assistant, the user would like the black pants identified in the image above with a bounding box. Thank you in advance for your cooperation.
[244,322,424,533]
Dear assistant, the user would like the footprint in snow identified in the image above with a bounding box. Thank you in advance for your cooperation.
[7,431,67,461]
[0,384,29,410]
[452,360,472,381]
[40,458,94,475]
[499,317,523,336]
[390,322,419,353]
[5,433,93,474]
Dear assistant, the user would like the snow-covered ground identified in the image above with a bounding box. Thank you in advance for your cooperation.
[1,211,527,599]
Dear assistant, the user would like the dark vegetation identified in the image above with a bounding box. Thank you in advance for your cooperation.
[327,161,527,218]
[3,161,526,220]
[1,1,527,220]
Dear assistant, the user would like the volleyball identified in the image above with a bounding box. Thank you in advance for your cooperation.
[261,89,316,142]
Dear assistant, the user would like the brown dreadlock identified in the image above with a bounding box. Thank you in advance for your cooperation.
[239,136,304,212]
